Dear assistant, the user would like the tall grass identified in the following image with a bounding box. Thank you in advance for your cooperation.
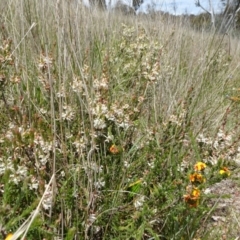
[1,0,240,239]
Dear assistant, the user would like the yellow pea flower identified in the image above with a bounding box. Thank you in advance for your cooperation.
[109,144,119,154]
[189,173,206,183]
[219,167,230,177]
[194,162,206,171]
[5,233,13,240]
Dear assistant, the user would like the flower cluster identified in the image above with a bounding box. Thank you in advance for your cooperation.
[194,162,206,172]
[189,172,206,184]
[184,187,201,208]
[219,166,231,177]
[184,158,230,208]
[196,129,235,166]
[184,162,206,207]
[37,53,53,92]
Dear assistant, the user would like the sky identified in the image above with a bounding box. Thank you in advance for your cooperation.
[137,0,224,15]
[82,0,224,15]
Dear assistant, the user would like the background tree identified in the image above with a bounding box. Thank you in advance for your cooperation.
[88,0,144,11]
[114,1,136,15]
[196,0,240,32]
[133,0,144,10]
[221,0,240,31]
[195,0,216,28]
[89,0,106,9]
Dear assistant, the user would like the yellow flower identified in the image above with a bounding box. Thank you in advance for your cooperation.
[183,194,199,208]
[194,162,206,171]
[5,233,13,240]
[189,173,205,183]
[219,167,231,177]
[183,187,201,208]
[109,144,119,154]
[192,188,201,198]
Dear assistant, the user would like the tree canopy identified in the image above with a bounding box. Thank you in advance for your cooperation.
[88,0,144,10]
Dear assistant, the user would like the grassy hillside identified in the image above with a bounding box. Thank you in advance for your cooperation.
[1,0,240,239]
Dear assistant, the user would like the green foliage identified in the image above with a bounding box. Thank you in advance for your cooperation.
[188,13,212,30]
[0,0,240,239]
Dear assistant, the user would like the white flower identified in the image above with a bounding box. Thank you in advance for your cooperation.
[225,134,232,146]
[93,118,106,129]
[204,188,211,194]
[105,111,115,121]
[72,76,83,93]
[17,165,28,176]
[169,115,181,126]
[147,161,154,169]
[61,105,75,121]
[206,156,218,165]
[124,160,130,168]
[0,162,6,175]
[56,91,66,98]
[134,195,145,209]
[118,121,130,129]
[9,165,28,185]
[10,174,21,185]
[42,55,52,65]
[5,130,13,140]
[82,162,103,173]
[61,171,65,177]
[39,108,47,114]
[73,136,87,154]
[0,157,14,175]
[113,108,124,118]
[42,186,53,210]
[104,132,114,143]
[197,133,212,145]
[92,103,108,116]
[29,177,39,190]
[65,132,73,139]
[38,153,49,166]
[213,140,219,150]
[122,104,129,109]
[94,178,105,189]
[93,77,108,90]
[88,213,97,225]
[217,129,225,139]
[38,55,52,70]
